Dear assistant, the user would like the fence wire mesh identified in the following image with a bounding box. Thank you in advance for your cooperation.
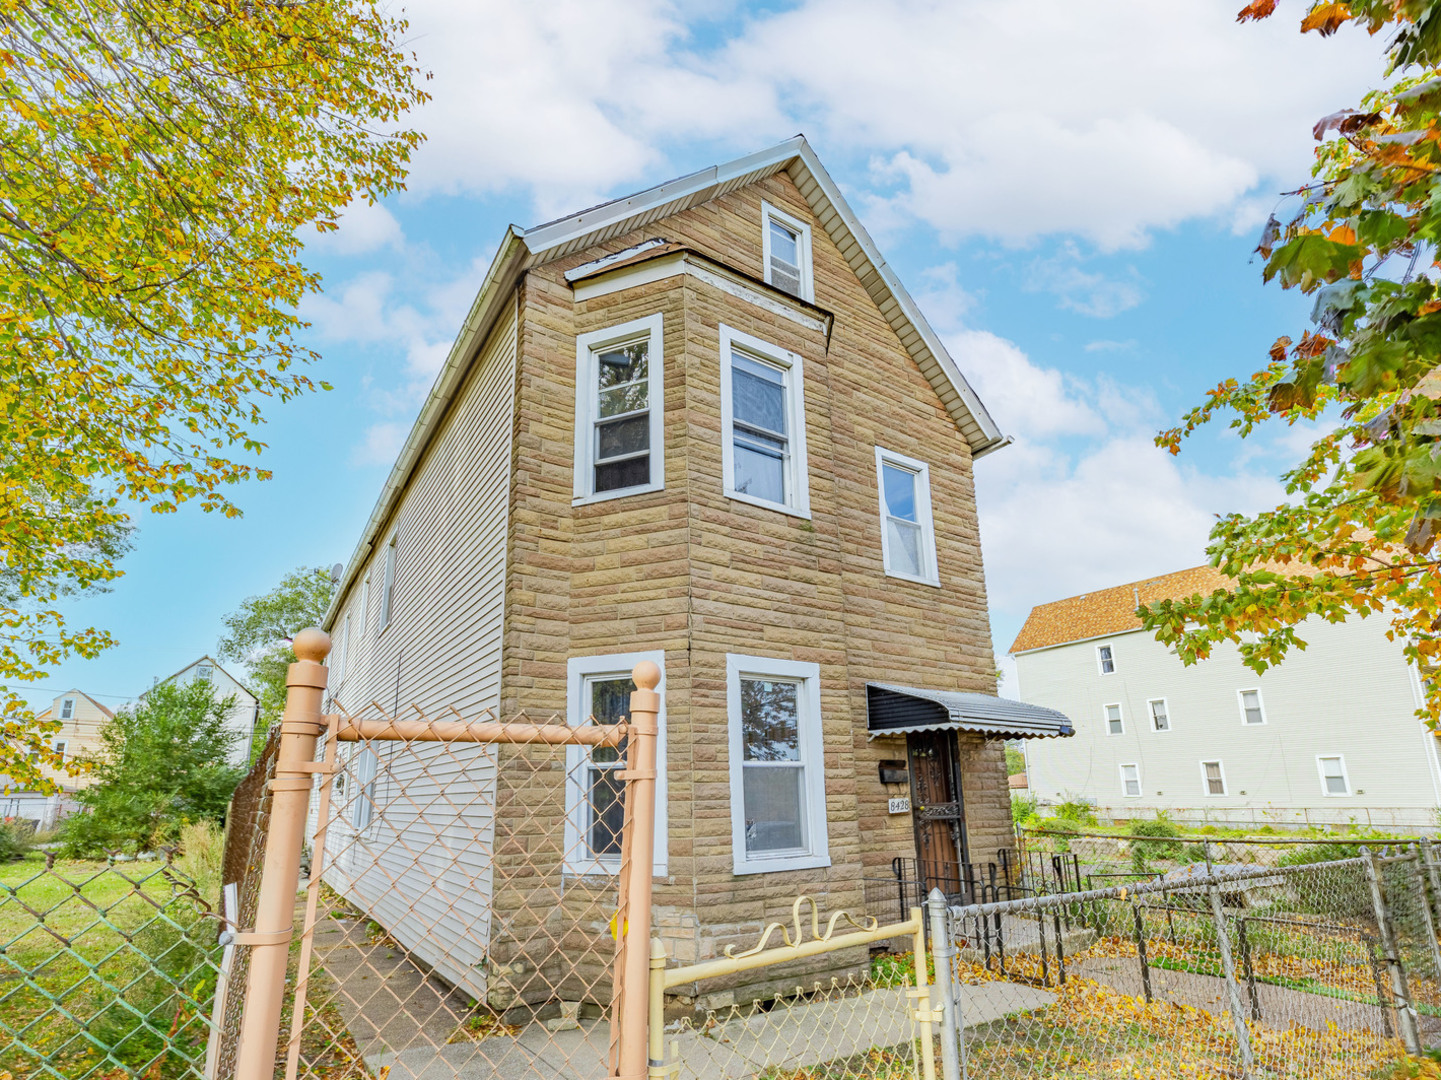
[263,699,631,1080]
[0,849,220,1080]
[941,854,1432,1079]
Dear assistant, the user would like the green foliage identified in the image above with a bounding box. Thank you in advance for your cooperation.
[1005,742,1026,775]
[0,1,426,792]
[59,681,242,856]
[1053,797,1099,827]
[218,565,337,751]
[1011,792,1040,827]
[1129,815,1184,873]
[1142,1,1441,727]
[0,817,35,861]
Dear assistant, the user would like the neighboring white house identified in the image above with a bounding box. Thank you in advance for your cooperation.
[151,657,259,768]
[0,689,115,828]
[1014,565,1441,832]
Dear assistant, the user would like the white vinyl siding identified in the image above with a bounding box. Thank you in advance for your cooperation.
[1120,763,1142,798]
[728,654,829,875]
[875,447,939,586]
[572,314,665,504]
[1201,760,1227,797]
[761,201,813,302]
[719,325,810,517]
[564,651,668,876]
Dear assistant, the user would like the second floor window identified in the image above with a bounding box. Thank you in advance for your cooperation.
[574,315,665,503]
[379,533,398,631]
[1239,689,1266,726]
[720,326,810,517]
[1148,699,1170,732]
[1097,644,1115,674]
[1104,703,1124,735]
[875,448,939,585]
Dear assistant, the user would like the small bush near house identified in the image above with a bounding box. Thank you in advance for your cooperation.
[1010,792,1039,827]
[1052,797,1098,827]
[0,817,36,861]
[1128,815,1183,872]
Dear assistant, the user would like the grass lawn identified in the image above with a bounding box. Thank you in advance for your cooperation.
[0,853,220,1080]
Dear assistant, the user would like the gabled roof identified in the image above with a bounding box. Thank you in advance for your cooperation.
[150,655,257,703]
[37,689,114,720]
[1009,565,1234,655]
[324,136,1007,628]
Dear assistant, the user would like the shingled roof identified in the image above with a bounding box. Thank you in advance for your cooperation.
[1009,565,1234,655]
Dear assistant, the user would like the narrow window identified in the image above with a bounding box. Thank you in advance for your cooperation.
[564,652,668,876]
[351,747,379,830]
[875,448,939,584]
[728,654,828,874]
[720,326,810,517]
[379,533,397,631]
[53,739,68,760]
[1104,703,1124,736]
[1239,689,1265,725]
[1148,699,1170,732]
[1202,760,1227,796]
[1318,755,1350,796]
[573,314,664,503]
[1120,763,1142,798]
[1097,645,1115,675]
[762,201,813,301]
[359,574,370,635]
[59,698,75,721]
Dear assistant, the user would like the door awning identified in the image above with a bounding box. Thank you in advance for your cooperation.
[866,683,1073,740]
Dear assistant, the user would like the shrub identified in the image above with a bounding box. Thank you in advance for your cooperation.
[1129,816,1183,872]
[1052,797,1098,827]
[0,817,36,861]
[1011,792,1039,826]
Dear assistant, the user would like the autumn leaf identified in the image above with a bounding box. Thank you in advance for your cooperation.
[1237,0,1278,21]
[1301,2,1354,36]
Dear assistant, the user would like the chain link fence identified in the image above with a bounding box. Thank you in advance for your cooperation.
[0,849,221,1080]
[934,846,1441,1079]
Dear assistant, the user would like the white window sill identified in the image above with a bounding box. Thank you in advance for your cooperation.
[883,568,941,589]
[732,852,831,876]
[723,489,812,520]
[573,481,665,508]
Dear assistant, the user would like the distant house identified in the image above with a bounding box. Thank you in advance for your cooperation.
[1014,565,1441,831]
[151,657,259,768]
[316,136,1073,1010]
[0,689,114,828]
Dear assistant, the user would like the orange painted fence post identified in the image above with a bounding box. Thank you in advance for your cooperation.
[233,628,331,1080]
[610,661,661,1080]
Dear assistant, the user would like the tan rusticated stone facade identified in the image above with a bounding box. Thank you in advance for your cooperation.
[493,171,1011,1008]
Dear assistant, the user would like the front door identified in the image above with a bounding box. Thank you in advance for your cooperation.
[907,729,969,901]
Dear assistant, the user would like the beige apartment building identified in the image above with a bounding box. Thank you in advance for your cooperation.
[0,689,113,828]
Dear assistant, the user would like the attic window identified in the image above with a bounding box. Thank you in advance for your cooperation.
[60,697,75,721]
[762,202,813,302]
[197,664,214,681]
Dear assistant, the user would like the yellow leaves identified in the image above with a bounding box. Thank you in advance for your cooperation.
[1301,3,1354,37]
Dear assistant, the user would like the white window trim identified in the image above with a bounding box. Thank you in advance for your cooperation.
[1200,759,1228,797]
[1096,643,1116,676]
[1238,688,1267,726]
[572,314,665,506]
[59,697,75,721]
[719,325,811,519]
[1147,697,1171,733]
[1120,762,1142,798]
[727,653,829,875]
[761,201,814,303]
[1316,754,1351,797]
[874,446,940,587]
[348,745,381,832]
[379,532,397,633]
[564,651,669,877]
[1103,702,1124,736]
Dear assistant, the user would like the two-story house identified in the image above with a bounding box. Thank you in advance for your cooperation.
[1014,565,1441,831]
[150,656,260,768]
[1,689,114,828]
[318,137,1071,1010]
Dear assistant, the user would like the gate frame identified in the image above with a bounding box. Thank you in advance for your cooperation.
[231,629,661,1080]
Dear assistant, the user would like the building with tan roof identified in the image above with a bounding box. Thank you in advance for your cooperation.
[1013,566,1441,831]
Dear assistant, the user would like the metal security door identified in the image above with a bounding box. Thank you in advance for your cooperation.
[907,729,969,901]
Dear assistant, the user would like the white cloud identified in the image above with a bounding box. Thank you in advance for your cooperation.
[1026,252,1144,318]
[352,422,408,466]
[306,199,405,257]
[953,329,1105,439]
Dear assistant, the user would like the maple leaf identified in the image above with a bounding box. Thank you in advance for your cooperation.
[1237,0,1278,21]
[1301,2,1354,36]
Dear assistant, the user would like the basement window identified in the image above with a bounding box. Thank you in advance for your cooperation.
[573,315,665,504]
[1317,755,1351,796]
[762,202,813,302]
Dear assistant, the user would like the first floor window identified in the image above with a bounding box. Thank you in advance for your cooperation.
[1104,703,1124,735]
[1239,689,1265,725]
[1149,699,1170,732]
[1202,760,1227,796]
[720,326,810,517]
[1318,755,1350,796]
[565,652,668,876]
[1120,763,1142,797]
[728,654,828,874]
[573,314,665,502]
[53,739,68,760]
[875,447,939,584]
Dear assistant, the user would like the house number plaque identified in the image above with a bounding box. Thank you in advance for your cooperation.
[887,797,911,815]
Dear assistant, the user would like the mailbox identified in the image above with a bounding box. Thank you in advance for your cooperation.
[878,760,909,786]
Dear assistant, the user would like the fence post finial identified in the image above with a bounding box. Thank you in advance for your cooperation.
[292,627,331,663]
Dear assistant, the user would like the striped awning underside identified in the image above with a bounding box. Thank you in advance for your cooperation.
[865,683,1073,740]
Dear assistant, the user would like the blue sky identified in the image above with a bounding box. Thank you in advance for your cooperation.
[29,0,1391,710]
